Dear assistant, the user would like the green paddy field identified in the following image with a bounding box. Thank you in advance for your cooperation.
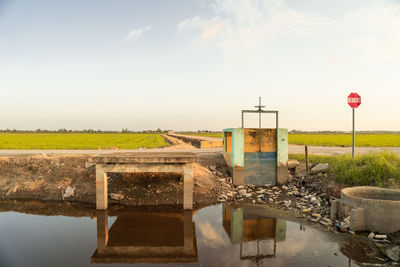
[0,133,168,149]
[182,132,400,147]
[289,133,400,147]
[1,132,400,149]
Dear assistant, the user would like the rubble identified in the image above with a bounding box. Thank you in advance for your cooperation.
[295,163,308,177]
[368,232,375,239]
[213,159,399,265]
[63,186,75,198]
[340,222,349,232]
[380,245,400,262]
[310,163,329,174]
[110,193,124,201]
[84,162,95,168]
[287,159,299,169]
[216,175,332,223]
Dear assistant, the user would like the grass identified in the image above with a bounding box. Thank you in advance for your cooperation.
[289,133,400,147]
[289,152,400,188]
[0,133,169,149]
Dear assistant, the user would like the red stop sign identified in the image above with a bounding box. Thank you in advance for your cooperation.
[348,92,361,108]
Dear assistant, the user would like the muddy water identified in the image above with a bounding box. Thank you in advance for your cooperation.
[0,202,383,267]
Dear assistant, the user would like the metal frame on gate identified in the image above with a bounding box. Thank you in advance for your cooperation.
[241,97,279,183]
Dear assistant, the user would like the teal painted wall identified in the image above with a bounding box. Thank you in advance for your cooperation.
[230,207,243,244]
[232,128,244,167]
[224,127,288,185]
[223,128,233,167]
[275,219,287,241]
[277,128,288,164]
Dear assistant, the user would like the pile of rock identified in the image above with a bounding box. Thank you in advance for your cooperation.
[216,160,400,264]
[218,182,331,219]
[367,232,400,263]
[217,160,336,228]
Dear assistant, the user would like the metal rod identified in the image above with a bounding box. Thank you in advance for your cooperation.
[352,108,355,159]
[276,111,279,184]
[259,97,262,152]
[241,111,244,128]
[241,110,278,114]
[258,97,261,129]
[305,145,309,176]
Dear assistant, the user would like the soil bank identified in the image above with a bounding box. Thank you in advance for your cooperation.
[0,153,232,208]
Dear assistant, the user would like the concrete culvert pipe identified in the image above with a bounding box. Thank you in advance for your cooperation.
[339,186,400,233]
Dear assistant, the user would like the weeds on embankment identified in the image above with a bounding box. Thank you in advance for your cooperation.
[289,152,400,188]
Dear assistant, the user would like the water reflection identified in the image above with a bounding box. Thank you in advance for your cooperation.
[91,210,197,264]
[0,200,388,266]
[222,203,286,264]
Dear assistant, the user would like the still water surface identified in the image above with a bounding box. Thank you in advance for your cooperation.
[0,202,380,266]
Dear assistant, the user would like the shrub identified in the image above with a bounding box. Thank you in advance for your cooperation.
[289,152,400,187]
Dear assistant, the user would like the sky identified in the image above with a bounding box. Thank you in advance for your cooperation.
[0,0,399,131]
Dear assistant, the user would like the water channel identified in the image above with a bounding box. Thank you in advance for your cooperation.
[0,201,383,266]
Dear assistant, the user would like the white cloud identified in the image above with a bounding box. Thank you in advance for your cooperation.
[178,0,400,63]
[125,25,152,39]
[178,16,228,43]
[197,221,228,248]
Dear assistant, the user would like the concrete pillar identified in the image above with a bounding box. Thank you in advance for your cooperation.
[96,165,108,210]
[97,210,109,254]
[350,208,366,231]
[183,210,193,253]
[330,199,340,220]
[183,164,193,210]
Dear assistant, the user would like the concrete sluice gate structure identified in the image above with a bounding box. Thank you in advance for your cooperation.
[331,186,400,233]
[223,128,288,185]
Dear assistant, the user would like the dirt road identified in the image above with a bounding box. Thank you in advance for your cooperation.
[0,144,399,156]
[0,148,221,156]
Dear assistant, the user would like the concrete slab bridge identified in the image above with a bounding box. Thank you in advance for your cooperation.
[90,152,198,210]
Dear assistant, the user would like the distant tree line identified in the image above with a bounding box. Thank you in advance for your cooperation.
[0,128,170,134]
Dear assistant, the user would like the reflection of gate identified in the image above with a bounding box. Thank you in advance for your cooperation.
[222,204,286,265]
[239,216,277,265]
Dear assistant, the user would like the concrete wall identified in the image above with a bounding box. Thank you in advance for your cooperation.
[277,128,288,185]
[339,186,400,233]
[223,128,288,186]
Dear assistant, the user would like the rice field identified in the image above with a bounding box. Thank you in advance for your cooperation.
[183,132,400,147]
[0,133,169,149]
[289,134,400,147]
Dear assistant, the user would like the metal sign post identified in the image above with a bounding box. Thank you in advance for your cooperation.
[347,93,361,158]
[352,108,355,158]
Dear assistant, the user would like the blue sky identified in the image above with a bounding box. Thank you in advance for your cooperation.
[1,0,399,131]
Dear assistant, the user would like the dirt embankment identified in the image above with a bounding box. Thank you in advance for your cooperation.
[0,153,232,208]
